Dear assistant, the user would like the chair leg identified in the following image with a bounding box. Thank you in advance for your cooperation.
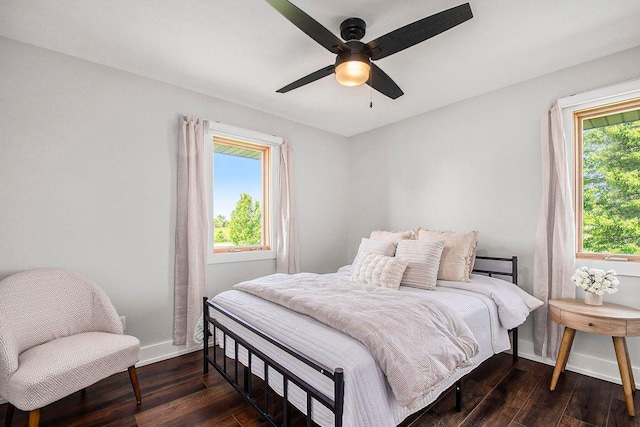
[28,408,40,427]
[128,365,142,404]
[5,403,15,427]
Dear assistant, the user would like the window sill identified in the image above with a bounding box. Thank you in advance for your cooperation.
[575,258,640,278]
[208,249,276,264]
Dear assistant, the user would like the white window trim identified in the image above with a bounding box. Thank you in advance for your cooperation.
[558,78,640,277]
[205,121,282,264]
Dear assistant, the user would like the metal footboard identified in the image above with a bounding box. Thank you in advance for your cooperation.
[203,297,344,427]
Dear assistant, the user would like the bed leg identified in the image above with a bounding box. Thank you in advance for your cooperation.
[512,327,519,362]
[203,297,209,374]
[243,365,250,392]
[455,379,462,412]
[335,368,344,427]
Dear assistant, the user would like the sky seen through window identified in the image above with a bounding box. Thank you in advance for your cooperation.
[213,153,262,219]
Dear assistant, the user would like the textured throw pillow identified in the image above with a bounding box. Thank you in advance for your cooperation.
[395,239,445,290]
[351,252,409,289]
[369,229,413,242]
[418,230,479,282]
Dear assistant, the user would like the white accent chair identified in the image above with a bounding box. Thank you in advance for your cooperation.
[0,269,141,426]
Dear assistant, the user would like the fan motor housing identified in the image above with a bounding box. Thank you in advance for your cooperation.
[335,41,370,67]
[340,18,366,41]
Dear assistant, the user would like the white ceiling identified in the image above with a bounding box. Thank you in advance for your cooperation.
[2,0,640,137]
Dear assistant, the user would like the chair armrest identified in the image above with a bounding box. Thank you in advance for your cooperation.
[0,321,19,381]
[91,287,125,335]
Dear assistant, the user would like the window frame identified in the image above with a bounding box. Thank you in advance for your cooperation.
[559,78,640,276]
[572,98,640,263]
[205,121,281,264]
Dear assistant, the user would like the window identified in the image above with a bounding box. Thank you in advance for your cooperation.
[205,122,281,263]
[564,86,640,263]
[213,136,271,253]
[574,98,640,261]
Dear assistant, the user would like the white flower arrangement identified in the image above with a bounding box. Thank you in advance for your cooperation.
[571,266,619,295]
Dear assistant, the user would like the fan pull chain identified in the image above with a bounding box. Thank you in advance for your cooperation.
[369,70,373,108]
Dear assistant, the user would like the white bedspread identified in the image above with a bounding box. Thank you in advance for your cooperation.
[437,274,543,330]
[234,273,478,406]
[210,270,526,426]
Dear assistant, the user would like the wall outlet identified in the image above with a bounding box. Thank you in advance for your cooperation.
[119,316,126,332]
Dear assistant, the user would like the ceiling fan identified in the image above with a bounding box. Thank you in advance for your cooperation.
[266,0,473,99]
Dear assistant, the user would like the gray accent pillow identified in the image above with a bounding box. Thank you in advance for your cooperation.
[395,239,445,290]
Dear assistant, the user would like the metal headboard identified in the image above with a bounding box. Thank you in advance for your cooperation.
[472,255,519,361]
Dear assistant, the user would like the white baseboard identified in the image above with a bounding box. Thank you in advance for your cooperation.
[137,339,201,367]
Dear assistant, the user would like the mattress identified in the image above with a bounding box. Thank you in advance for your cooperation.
[210,270,513,427]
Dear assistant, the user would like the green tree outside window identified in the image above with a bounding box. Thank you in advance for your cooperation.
[228,193,262,245]
[582,120,640,255]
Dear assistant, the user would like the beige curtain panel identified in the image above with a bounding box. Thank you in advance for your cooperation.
[533,101,576,359]
[276,139,300,274]
[173,115,207,348]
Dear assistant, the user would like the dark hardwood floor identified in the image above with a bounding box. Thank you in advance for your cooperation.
[2,351,638,427]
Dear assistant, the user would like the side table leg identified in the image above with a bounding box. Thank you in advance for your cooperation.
[613,337,635,416]
[551,327,576,391]
[561,328,576,373]
[624,339,636,392]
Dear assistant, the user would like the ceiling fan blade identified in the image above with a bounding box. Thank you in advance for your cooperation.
[266,0,348,54]
[366,3,472,61]
[367,63,404,99]
[276,65,335,93]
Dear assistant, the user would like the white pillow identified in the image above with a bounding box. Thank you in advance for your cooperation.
[418,229,479,282]
[353,237,397,265]
[369,229,413,242]
[351,252,408,289]
[395,239,445,290]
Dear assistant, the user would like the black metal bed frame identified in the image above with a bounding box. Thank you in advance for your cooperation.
[203,255,519,427]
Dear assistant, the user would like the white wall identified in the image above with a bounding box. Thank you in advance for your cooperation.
[0,37,349,360]
[349,46,640,385]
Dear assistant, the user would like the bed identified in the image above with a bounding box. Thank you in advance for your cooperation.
[203,253,542,427]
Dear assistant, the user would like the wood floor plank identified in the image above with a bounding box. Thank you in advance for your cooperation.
[512,357,554,377]
[461,366,542,427]
[136,351,203,394]
[99,415,139,427]
[557,415,598,427]
[607,397,640,427]
[564,374,616,426]
[43,376,208,427]
[403,378,493,427]
[230,408,269,426]
[135,380,246,427]
[467,352,514,388]
[512,369,579,427]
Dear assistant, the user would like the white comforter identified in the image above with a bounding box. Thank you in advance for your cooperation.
[210,269,540,426]
[234,273,478,406]
[437,273,543,329]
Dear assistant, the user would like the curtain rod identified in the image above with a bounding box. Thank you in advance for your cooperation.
[181,115,282,146]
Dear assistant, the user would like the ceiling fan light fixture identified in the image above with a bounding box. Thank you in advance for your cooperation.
[334,49,370,87]
[335,60,370,86]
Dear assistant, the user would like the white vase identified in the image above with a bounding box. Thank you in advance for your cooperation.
[584,292,603,306]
